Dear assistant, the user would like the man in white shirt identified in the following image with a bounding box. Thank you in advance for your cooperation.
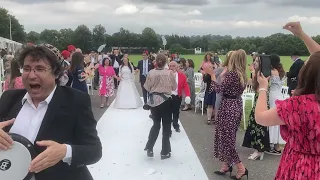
[0,44,101,180]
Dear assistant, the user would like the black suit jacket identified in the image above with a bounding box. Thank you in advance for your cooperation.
[137,59,154,83]
[109,54,123,67]
[287,58,304,92]
[0,86,102,180]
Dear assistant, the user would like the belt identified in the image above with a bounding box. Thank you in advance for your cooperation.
[223,94,240,99]
[149,92,170,104]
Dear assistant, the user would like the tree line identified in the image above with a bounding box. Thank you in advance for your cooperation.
[1,7,319,55]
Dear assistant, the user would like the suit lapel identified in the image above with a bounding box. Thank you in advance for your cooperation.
[35,87,63,141]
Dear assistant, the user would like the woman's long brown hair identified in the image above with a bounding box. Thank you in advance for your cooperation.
[294,51,320,102]
[270,54,285,79]
[9,60,22,89]
[70,52,84,73]
[252,57,261,92]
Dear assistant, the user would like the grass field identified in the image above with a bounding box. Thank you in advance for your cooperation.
[128,54,307,130]
[128,54,308,72]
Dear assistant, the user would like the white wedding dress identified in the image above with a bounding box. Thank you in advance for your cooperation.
[113,65,143,109]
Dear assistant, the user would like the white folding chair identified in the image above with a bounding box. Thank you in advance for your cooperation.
[195,97,205,115]
[194,73,202,90]
[241,84,255,130]
[281,86,290,99]
[86,78,94,95]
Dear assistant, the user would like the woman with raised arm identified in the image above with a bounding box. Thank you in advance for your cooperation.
[255,22,320,180]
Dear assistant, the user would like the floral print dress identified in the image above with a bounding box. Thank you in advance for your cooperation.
[274,94,320,180]
[209,71,245,166]
[98,65,115,97]
[242,93,270,152]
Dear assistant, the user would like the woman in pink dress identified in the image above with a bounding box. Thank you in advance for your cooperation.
[255,22,320,180]
[98,57,119,108]
[4,60,24,91]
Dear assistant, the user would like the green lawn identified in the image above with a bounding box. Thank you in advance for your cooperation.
[128,54,307,130]
[128,54,308,72]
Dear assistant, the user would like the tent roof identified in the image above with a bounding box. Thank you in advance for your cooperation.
[0,37,22,46]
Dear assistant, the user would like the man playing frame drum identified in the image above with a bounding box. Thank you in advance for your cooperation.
[0,44,102,180]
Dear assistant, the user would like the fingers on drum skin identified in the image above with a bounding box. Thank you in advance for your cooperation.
[0,133,13,149]
[0,143,9,150]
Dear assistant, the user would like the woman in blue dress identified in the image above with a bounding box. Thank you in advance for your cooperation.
[70,52,88,93]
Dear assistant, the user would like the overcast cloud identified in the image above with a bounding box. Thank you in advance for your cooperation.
[1,0,319,37]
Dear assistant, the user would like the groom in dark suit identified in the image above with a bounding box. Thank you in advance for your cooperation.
[287,52,304,96]
[0,44,101,180]
[136,51,154,108]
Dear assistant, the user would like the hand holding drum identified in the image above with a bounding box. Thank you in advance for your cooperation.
[0,119,37,180]
[0,119,15,150]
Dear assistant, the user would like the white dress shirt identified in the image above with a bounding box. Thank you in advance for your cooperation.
[171,72,178,95]
[9,86,72,179]
[113,59,120,68]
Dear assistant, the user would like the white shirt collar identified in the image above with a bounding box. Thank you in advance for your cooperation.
[22,85,57,105]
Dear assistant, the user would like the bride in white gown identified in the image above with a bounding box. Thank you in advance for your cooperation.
[113,57,143,109]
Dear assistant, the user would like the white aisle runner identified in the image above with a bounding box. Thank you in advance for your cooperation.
[88,98,209,180]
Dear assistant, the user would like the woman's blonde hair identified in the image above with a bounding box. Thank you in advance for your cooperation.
[227,49,247,87]
[223,51,234,67]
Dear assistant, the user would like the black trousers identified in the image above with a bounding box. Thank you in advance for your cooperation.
[140,78,148,104]
[145,100,172,155]
[114,68,119,89]
[171,95,182,130]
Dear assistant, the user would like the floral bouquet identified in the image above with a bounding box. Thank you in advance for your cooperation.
[84,64,95,79]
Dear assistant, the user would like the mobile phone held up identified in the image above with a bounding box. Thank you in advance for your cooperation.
[260,55,271,77]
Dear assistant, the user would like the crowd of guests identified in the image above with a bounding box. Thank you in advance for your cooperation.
[148,23,319,180]
[0,21,319,180]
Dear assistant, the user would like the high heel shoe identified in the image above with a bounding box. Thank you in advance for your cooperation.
[214,166,233,177]
[248,152,264,160]
[231,168,248,180]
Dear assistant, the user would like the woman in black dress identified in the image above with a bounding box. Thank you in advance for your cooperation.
[242,56,270,160]
[203,60,217,125]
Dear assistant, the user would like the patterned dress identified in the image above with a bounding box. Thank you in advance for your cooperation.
[269,76,286,144]
[3,76,24,91]
[98,65,115,97]
[242,93,270,152]
[209,71,245,166]
[184,67,195,105]
[275,94,320,180]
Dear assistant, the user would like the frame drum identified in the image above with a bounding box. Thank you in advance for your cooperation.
[0,133,37,180]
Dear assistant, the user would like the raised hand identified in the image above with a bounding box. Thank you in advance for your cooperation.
[283,22,304,37]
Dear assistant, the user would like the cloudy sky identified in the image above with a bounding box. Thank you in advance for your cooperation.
[1,0,320,37]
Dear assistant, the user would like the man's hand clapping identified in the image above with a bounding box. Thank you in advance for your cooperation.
[0,119,15,150]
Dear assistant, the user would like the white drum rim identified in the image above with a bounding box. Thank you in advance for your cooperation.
[0,141,32,180]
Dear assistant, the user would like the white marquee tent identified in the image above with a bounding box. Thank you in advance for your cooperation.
[0,37,22,95]
[0,37,22,53]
